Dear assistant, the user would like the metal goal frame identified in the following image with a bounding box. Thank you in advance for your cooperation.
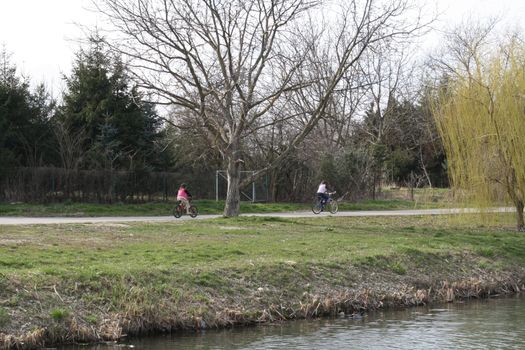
[215,170,267,202]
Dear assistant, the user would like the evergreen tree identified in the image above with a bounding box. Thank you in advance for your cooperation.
[0,47,55,170]
[57,41,166,171]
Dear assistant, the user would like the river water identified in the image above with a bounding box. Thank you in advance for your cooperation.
[60,294,525,349]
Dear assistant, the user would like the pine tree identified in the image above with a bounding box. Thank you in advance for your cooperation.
[0,47,55,169]
[56,41,165,171]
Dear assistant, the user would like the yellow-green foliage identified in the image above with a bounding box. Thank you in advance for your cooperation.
[433,39,525,228]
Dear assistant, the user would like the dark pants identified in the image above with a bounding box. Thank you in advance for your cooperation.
[317,192,329,206]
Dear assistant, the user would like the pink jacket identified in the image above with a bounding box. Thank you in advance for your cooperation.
[177,188,189,200]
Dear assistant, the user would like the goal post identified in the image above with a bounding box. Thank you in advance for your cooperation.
[215,170,268,202]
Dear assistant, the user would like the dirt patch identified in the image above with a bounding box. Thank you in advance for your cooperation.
[86,223,131,228]
[0,239,30,246]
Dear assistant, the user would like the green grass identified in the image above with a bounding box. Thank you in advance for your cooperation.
[1,214,523,286]
[50,308,69,321]
[0,200,288,216]
[0,307,9,327]
[338,199,443,211]
[0,201,177,217]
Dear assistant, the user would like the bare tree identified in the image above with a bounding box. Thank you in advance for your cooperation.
[356,41,416,196]
[93,0,426,216]
[53,120,88,198]
[53,120,87,171]
[427,19,498,80]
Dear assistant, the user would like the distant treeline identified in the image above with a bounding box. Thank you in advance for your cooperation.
[0,167,276,203]
[1,167,186,203]
[0,41,448,204]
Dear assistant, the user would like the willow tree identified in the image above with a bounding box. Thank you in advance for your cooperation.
[93,0,425,216]
[433,39,525,231]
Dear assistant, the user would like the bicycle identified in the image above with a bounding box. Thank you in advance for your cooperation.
[312,191,338,214]
[173,200,198,218]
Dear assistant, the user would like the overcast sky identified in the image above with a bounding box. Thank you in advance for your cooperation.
[1,0,524,95]
[0,0,99,94]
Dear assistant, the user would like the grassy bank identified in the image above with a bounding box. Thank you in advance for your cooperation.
[0,213,523,348]
[0,188,450,217]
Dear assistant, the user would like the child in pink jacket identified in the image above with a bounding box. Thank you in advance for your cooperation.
[177,183,192,214]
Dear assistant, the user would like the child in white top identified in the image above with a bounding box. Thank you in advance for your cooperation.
[316,180,329,208]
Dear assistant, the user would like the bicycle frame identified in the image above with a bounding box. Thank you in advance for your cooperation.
[173,200,198,218]
[312,192,338,215]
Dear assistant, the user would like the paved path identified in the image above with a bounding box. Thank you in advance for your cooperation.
[0,208,514,225]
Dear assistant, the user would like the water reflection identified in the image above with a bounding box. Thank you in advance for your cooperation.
[60,294,525,349]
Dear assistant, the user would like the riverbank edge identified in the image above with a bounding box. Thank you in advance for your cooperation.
[1,267,523,349]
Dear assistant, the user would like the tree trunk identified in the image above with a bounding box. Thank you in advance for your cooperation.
[223,156,242,217]
[419,144,432,188]
[506,169,524,232]
[270,169,278,203]
[409,172,415,201]
[515,200,524,232]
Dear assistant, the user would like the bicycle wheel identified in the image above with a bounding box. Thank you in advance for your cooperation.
[312,198,322,214]
[173,203,183,218]
[328,199,338,214]
[189,205,198,218]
